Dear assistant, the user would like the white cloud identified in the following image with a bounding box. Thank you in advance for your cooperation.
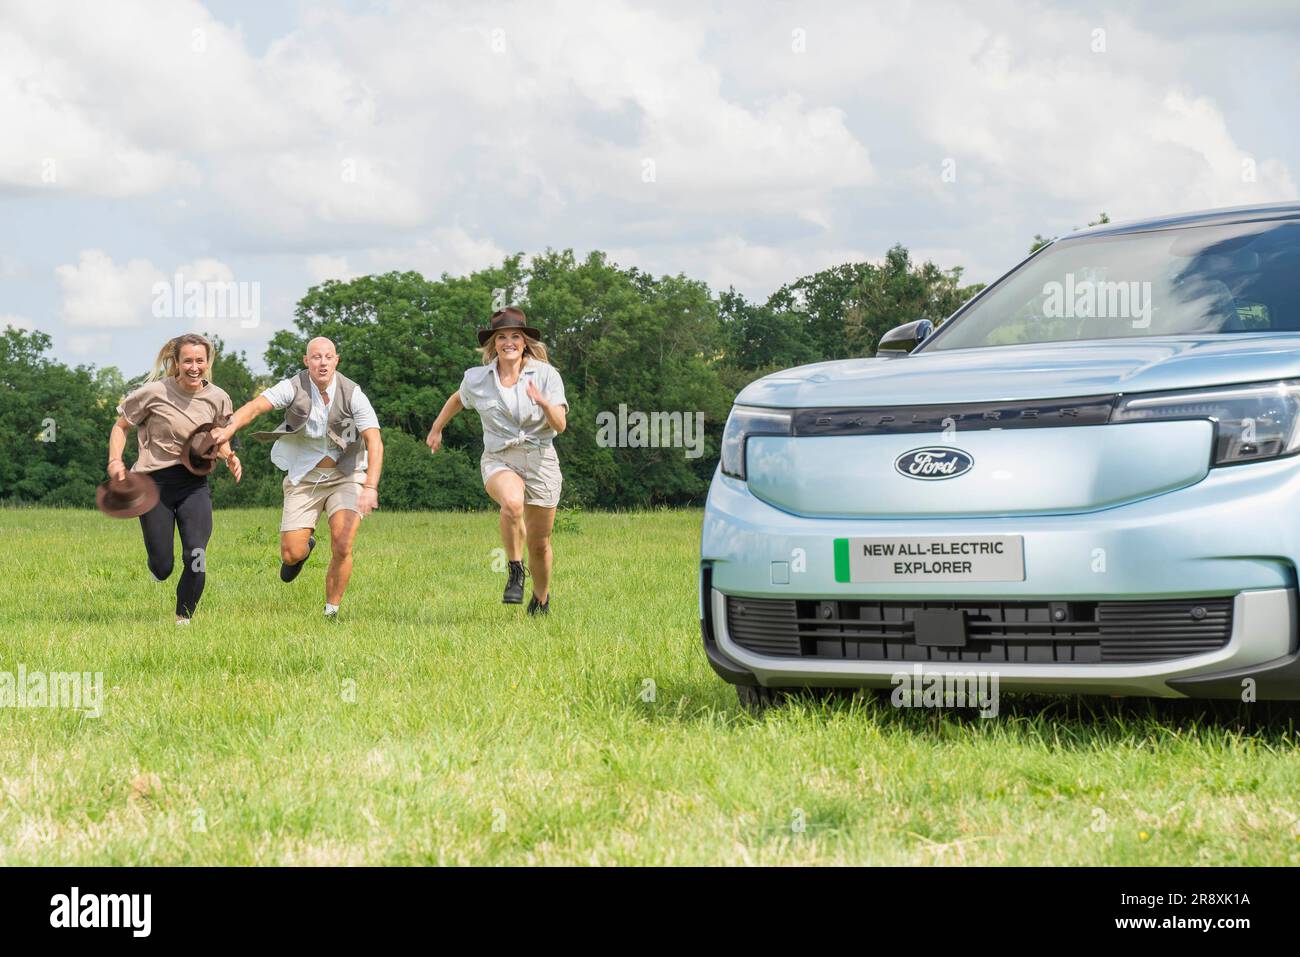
[1,314,36,331]
[68,333,111,355]
[361,228,509,279]
[909,32,1297,214]
[302,227,507,286]
[0,0,878,232]
[172,258,236,285]
[378,227,507,278]
[2,0,1293,226]
[156,258,266,339]
[212,152,431,233]
[709,2,1296,218]
[304,255,357,284]
[54,251,264,341]
[7,0,1300,374]
[10,0,1290,255]
[608,236,873,300]
[497,5,877,222]
[0,10,202,195]
[55,250,164,328]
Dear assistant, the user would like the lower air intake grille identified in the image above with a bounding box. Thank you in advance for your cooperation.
[726,596,802,656]
[725,596,1233,664]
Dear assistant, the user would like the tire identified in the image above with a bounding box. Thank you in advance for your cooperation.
[736,684,856,711]
[736,684,785,711]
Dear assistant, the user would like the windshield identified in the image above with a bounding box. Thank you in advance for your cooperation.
[925,219,1300,351]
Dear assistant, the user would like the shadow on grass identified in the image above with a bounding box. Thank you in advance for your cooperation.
[806,689,1300,747]
[635,678,1300,747]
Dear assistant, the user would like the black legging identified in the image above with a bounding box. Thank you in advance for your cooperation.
[138,465,213,618]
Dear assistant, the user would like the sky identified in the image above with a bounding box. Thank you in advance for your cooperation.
[1,0,1297,374]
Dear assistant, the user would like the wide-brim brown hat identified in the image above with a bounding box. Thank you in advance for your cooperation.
[181,421,224,476]
[478,306,541,346]
[96,472,160,519]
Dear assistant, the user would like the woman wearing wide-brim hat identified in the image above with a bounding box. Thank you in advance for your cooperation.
[105,333,241,623]
[425,307,567,614]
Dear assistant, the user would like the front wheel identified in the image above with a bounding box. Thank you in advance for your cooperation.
[736,684,786,711]
[736,685,861,712]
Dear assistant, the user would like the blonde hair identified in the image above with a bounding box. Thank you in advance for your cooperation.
[480,330,552,367]
[147,334,214,383]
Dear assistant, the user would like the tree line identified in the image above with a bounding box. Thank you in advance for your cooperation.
[1,245,983,510]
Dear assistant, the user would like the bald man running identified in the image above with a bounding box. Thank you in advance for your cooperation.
[212,337,383,618]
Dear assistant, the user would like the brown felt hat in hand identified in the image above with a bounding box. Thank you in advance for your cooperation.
[181,420,226,476]
[96,471,160,519]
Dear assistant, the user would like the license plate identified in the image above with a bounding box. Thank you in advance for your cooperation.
[833,535,1025,583]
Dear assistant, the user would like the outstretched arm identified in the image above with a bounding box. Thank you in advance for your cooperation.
[210,394,273,445]
[426,392,464,452]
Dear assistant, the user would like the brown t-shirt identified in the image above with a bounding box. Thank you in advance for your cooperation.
[118,378,234,473]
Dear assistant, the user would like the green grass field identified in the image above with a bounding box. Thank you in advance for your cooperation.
[0,506,1297,865]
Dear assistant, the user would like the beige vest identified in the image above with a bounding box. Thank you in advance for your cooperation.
[251,370,363,474]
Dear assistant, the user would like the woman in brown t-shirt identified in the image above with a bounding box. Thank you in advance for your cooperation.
[107,334,242,623]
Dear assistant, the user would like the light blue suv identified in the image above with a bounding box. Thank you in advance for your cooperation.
[701,203,1300,708]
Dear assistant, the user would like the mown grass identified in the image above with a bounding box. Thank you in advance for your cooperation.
[0,506,1297,865]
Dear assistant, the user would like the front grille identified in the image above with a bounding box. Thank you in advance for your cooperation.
[792,396,1116,436]
[725,596,1233,664]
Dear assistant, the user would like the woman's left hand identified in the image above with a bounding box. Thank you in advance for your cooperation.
[526,380,546,407]
[225,454,242,483]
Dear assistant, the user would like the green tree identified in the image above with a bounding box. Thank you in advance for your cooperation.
[267,263,527,438]
[718,287,819,372]
[0,327,121,505]
[527,249,734,505]
[765,262,875,362]
[847,244,983,354]
[760,246,983,362]
[206,335,281,507]
[1,243,998,509]
[378,430,483,510]
[268,251,735,507]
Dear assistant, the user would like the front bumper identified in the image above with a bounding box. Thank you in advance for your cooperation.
[703,582,1299,698]
[701,457,1300,699]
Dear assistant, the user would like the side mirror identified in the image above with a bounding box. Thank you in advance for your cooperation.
[876,319,934,357]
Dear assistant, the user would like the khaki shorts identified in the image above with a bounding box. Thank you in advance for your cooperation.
[280,467,366,532]
[480,444,563,508]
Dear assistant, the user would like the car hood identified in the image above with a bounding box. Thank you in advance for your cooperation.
[735,334,1300,408]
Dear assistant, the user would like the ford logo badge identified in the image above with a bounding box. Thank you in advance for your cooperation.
[894,447,974,481]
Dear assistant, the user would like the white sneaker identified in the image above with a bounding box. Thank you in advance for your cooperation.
[175,617,191,626]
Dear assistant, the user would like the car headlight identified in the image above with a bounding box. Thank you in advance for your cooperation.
[720,405,793,479]
[1110,380,1300,466]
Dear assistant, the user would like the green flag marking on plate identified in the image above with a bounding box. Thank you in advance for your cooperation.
[833,538,850,583]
